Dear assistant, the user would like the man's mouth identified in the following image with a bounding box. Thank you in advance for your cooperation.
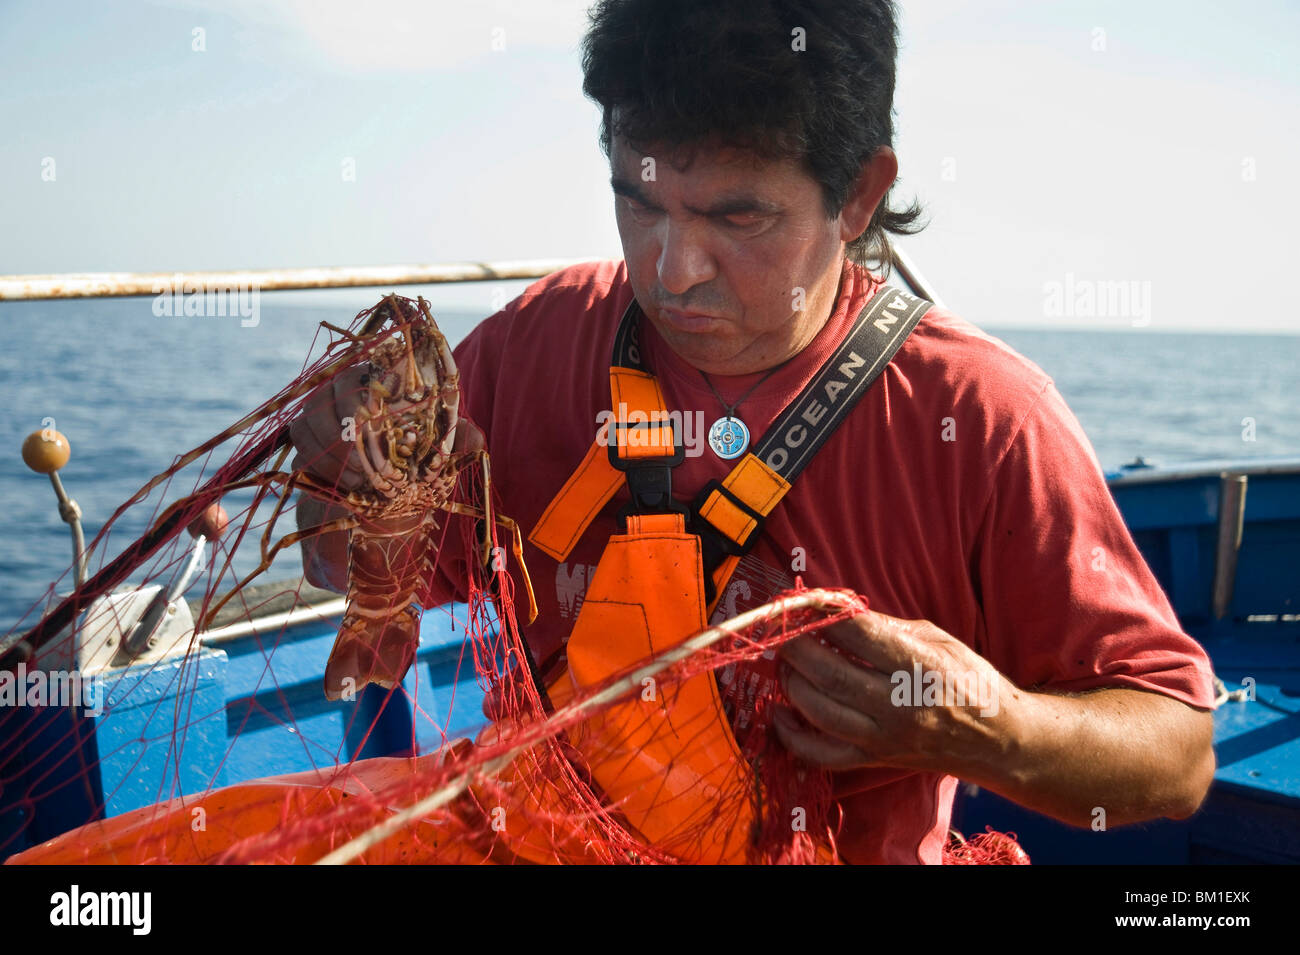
[656,306,725,333]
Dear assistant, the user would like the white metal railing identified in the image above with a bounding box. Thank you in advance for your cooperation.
[0,251,941,304]
[0,258,594,301]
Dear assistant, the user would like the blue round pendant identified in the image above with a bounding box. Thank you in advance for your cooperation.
[708,416,750,459]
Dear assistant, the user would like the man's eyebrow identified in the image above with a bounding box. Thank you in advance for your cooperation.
[610,176,658,206]
[609,176,781,217]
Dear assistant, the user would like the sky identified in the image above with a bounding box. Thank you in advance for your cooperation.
[2,0,1298,332]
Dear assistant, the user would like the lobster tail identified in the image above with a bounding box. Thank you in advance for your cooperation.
[323,527,433,702]
[324,604,422,701]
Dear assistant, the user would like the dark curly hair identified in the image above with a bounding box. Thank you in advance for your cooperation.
[581,0,925,271]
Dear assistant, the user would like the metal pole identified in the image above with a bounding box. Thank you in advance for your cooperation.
[1212,473,1248,620]
[891,247,945,308]
[0,258,595,301]
[48,472,88,588]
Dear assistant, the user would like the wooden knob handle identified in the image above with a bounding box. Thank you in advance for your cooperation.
[188,503,229,540]
[22,429,71,474]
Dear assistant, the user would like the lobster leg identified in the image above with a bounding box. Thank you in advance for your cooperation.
[446,447,538,625]
[197,515,359,630]
[443,501,538,626]
[148,468,297,536]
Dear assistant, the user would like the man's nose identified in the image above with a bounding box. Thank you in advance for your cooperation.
[656,218,717,296]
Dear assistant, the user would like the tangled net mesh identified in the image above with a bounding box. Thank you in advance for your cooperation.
[0,297,1026,866]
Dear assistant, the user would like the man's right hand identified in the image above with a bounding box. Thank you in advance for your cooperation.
[289,365,368,593]
[287,364,485,594]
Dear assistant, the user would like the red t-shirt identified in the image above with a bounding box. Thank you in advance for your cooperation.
[426,258,1216,864]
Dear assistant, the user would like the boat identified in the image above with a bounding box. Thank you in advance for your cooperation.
[1,256,1296,863]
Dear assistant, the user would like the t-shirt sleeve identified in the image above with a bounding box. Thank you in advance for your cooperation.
[973,381,1217,710]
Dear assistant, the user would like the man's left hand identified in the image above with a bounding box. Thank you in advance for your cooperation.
[771,608,1216,828]
[773,610,1021,776]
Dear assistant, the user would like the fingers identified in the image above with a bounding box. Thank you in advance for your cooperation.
[288,376,344,465]
[773,628,899,771]
[296,496,352,594]
[781,665,882,744]
[816,611,928,673]
[770,706,876,771]
[778,634,893,713]
[292,375,487,497]
[289,365,370,492]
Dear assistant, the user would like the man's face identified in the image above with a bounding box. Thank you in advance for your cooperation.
[610,135,850,376]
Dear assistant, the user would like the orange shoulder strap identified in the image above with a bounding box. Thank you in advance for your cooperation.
[529,365,677,561]
[695,453,791,616]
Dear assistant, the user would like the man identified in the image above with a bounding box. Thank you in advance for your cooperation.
[293,0,1215,863]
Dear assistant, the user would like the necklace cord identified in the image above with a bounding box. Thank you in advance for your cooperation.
[699,362,785,419]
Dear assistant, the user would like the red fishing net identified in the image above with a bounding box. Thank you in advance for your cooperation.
[0,295,1027,866]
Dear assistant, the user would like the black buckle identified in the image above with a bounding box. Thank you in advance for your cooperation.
[608,419,687,524]
[616,465,689,523]
[691,479,766,608]
[690,479,765,559]
[606,418,685,470]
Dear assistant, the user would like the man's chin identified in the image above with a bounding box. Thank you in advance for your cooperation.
[647,320,736,372]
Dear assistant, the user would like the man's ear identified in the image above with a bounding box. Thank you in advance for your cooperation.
[838,146,898,243]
